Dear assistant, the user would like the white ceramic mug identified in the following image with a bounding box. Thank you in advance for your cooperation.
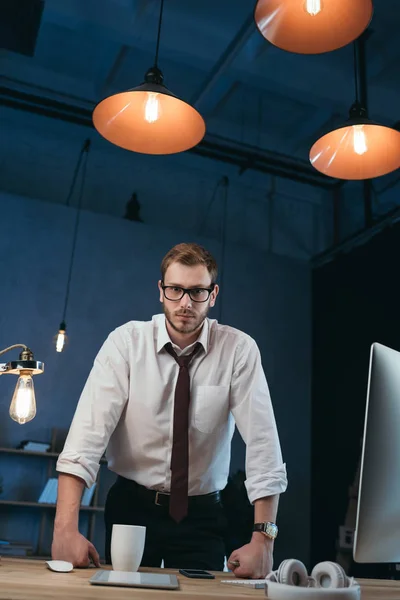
[111,524,146,572]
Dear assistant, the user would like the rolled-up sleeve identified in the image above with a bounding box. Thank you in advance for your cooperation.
[230,337,288,504]
[56,329,129,487]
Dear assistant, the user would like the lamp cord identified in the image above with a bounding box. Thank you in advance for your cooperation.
[0,345,27,357]
[353,41,360,106]
[65,140,90,207]
[154,0,165,68]
[62,139,91,323]
[198,176,227,234]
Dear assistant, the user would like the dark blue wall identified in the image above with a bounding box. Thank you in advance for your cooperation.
[0,191,311,565]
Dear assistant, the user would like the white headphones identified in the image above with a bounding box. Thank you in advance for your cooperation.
[265,559,361,600]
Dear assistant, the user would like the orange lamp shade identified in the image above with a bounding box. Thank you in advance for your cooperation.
[254,0,373,54]
[310,122,400,180]
[93,80,206,155]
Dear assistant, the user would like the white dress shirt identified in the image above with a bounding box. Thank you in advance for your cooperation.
[56,314,287,503]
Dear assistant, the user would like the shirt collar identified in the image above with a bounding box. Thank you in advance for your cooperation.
[155,314,209,354]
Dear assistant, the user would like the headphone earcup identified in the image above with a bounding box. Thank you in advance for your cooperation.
[311,562,347,589]
[278,559,309,586]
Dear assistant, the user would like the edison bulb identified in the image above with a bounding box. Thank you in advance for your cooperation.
[9,372,37,424]
[305,0,322,16]
[54,322,67,352]
[56,329,67,353]
[353,125,368,155]
[144,92,161,123]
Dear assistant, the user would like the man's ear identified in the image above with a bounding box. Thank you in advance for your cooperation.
[158,280,164,304]
[209,284,219,308]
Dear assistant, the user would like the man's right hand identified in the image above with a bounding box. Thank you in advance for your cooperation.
[51,529,101,568]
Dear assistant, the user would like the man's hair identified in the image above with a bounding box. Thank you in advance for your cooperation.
[161,243,218,283]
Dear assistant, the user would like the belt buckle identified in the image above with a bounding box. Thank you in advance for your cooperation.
[155,491,162,506]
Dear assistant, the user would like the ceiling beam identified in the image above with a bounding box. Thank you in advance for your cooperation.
[312,202,400,268]
[14,1,400,128]
[97,0,154,94]
[44,0,149,39]
[190,15,399,128]
[191,12,255,113]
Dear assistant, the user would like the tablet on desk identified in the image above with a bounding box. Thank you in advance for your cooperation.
[89,570,179,590]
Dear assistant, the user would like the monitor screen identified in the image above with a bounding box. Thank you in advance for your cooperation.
[353,342,400,563]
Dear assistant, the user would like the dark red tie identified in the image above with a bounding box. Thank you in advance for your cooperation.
[165,342,201,522]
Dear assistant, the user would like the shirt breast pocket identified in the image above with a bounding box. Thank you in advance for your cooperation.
[192,385,230,434]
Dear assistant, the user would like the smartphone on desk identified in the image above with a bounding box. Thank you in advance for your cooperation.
[179,569,215,579]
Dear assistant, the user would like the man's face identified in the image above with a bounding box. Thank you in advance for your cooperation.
[159,262,218,336]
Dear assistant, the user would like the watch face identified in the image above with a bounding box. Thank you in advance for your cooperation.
[254,522,278,539]
[265,523,277,538]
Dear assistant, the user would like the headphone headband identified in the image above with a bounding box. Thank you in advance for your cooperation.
[266,581,361,600]
[265,560,361,600]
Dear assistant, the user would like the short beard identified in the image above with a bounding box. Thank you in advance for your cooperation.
[163,303,209,336]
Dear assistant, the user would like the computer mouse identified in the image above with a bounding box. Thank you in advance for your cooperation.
[46,560,74,572]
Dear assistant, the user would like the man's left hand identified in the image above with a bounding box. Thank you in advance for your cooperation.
[228,534,273,579]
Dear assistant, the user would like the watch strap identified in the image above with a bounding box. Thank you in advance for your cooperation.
[253,521,278,539]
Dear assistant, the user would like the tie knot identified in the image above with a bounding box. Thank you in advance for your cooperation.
[165,342,201,368]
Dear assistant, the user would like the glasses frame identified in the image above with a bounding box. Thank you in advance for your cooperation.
[161,282,215,303]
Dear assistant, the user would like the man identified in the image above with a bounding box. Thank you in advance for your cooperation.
[52,243,287,578]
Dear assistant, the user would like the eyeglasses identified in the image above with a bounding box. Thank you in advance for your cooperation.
[161,283,215,303]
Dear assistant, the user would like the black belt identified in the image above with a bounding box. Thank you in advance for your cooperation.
[117,476,221,508]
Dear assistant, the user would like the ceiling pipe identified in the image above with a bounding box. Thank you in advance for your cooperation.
[0,84,334,189]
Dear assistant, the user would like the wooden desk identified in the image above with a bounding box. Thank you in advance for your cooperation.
[1,558,400,599]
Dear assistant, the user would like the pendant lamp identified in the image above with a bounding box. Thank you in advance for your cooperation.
[93,0,205,155]
[54,139,91,352]
[254,0,373,54]
[310,45,400,180]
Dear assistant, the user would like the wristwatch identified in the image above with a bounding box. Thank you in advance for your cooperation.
[253,522,278,540]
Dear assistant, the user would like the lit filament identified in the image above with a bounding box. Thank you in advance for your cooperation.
[353,125,368,155]
[56,331,66,352]
[305,0,322,16]
[14,387,32,419]
[145,93,161,123]
[9,373,36,424]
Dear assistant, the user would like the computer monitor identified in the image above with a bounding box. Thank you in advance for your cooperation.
[353,342,400,563]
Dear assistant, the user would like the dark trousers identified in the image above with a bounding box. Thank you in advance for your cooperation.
[104,477,227,570]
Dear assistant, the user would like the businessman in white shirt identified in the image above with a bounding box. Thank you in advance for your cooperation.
[52,242,287,578]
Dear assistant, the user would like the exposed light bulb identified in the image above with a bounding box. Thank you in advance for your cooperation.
[305,0,322,16]
[56,330,67,353]
[9,372,37,424]
[55,322,67,352]
[144,92,161,123]
[353,125,368,155]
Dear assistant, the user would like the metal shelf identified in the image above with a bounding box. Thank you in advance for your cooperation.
[0,447,59,458]
[0,443,106,552]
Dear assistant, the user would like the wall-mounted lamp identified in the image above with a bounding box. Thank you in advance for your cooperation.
[0,345,44,424]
